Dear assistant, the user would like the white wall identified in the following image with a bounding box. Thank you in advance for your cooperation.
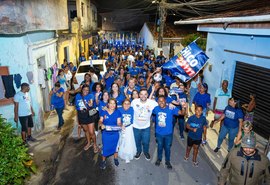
[139,23,156,49]
[202,32,270,108]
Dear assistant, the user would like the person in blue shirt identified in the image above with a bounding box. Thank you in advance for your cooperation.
[79,52,86,63]
[163,70,175,88]
[128,61,140,77]
[75,84,98,153]
[110,83,125,107]
[184,105,207,167]
[213,97,244,152]
[152,95,186,169]
[192,83,211,116]
[99,98,122,169]
[98,91,109,115]
[104,68,115,90]
[49,82,65,130]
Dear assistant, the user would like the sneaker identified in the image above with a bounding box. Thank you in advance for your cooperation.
[165,161,173,169]
[180,135,185,140]
[214,147,220,153]
[99,161,106,170]
[125,159,130,163]
[134,152,141,160]
[183,156,188,162]
[114,158,119,166]
[193,161,199,167]
[27,136,36,142]
[155,159,161,166]
[144,153,151,161]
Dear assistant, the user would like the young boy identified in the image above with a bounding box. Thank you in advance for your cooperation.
[152,95,186,169]
[184,105,207,167]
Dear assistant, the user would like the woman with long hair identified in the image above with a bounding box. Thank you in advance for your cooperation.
[99,98,122,169]
[110,83,125,107]
[75,84,99,153]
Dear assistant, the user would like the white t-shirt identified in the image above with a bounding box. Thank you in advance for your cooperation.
[131,98,158,129]
[127,55,135,62]
[14,91,32,117]
[215,88,231,110]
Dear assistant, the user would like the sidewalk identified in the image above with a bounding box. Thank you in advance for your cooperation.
[25,106,76,185]
[199,111,269,172]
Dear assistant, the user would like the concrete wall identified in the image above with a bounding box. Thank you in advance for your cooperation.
[199,26,270,108]
[139,23,156,49]
[0,0,68,34]
[90,3,97,31]
[0,31,57,132]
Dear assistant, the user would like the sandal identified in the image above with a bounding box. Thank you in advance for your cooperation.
[184,156,188,162]
[84,143,92,151]
[193,161,199,167]
[93,146,99,153]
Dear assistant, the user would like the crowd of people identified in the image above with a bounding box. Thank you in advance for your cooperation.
[14,42,269,184]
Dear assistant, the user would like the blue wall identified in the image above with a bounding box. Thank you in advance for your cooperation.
[0,31,55,130]
[200,28,270,108]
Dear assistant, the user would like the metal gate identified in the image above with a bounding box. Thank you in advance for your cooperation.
[232,61,270,139]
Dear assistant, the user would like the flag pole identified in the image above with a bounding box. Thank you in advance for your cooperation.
[193,37,200,43]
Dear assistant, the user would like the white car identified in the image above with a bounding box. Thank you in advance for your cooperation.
[73,60,107,89]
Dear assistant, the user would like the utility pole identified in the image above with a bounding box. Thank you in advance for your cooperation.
[157,0,166,48]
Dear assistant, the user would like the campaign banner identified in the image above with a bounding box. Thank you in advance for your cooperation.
[162,42,209,82]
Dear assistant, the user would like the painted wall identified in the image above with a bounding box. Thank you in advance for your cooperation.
[0,31,57,132]
[139,23,156,49]
[58,36,78,66]
[90,3,97,31]
[0,0,68,34]
[199,27,270,108]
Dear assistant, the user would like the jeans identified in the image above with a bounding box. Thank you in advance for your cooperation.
[156,133,173,162]
[217,125,239,151]
[133,127,150,154]
[55,107,64,128]
[178,117,185,137]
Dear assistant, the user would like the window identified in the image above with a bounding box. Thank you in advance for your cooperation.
[81,2,84,17]
[0,66,14,105]
[92,10,97,22]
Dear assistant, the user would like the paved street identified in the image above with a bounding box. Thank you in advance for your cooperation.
[51,111,217,185]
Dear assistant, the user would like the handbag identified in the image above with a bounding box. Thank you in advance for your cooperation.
[88,108,98,116]
[81,95,97,117]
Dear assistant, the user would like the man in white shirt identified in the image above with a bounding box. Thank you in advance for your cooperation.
[131,88,158,161]
[210,80,231,129]
[14,83,36,144]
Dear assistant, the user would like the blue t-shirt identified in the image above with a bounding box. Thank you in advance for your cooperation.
[187,115,207,140]
[119,107,134,126]
[98,100,108,115]
[51,87,65,108]
[105,75,115,90]
[128,67,140,76]
[163,75,175,87]
[153,106,180,135]
[112,93,125,106]
[223,105,244,128]
[92,91,102,107]
[193,92,211,109]
[75,93,94,110]
[101,109,121,126]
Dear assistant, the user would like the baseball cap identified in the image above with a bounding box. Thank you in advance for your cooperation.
[241,135,256,149]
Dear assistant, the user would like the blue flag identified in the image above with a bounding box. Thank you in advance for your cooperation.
[162,42,209,82]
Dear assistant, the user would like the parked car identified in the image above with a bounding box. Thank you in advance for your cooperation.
[73,60,107,89]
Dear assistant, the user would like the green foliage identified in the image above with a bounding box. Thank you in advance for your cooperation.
[0,115,34,185]
[181,33,207,51]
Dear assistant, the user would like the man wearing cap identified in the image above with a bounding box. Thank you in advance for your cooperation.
[219,135,270,185]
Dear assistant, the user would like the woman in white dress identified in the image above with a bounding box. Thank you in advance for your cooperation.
[118,99,137,163]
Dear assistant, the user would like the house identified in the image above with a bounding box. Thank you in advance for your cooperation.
[0,0,68,131]
[174,7,270,138]
[139,22,196,57]
[57,0,98,66]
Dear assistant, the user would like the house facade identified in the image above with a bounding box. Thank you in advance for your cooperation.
[175,13,270,138]
[0,0,68,131]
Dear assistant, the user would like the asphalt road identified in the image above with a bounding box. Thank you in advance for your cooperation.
[52,123,217,185]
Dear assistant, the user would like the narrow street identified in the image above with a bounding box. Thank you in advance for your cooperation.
[51,110,217,185]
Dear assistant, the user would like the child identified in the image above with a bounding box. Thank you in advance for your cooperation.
[118,99,137,163]
[184,105,207,167]
[152,95,186,169]
[234,121,255,147]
